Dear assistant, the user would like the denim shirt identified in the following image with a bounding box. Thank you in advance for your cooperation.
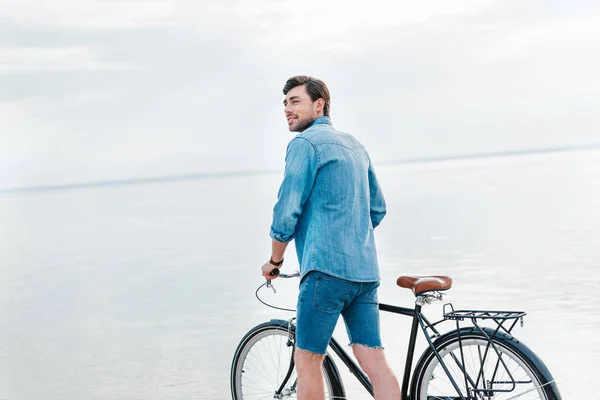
[270,116,386,282]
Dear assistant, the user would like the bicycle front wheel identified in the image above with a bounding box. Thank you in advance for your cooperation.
[412,329,561,400]
[230,320,345,399]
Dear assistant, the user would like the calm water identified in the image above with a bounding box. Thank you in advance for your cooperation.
[0,150,599,399]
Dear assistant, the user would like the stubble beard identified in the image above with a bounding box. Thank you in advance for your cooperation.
[290,113,317,132]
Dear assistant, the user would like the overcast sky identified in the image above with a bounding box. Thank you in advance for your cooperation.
[1,0,599,189]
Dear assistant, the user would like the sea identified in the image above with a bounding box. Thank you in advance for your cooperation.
[0,149,598,399]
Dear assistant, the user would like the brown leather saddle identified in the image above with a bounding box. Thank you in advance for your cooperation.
[397,275,453,296]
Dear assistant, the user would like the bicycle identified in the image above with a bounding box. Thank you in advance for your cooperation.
[230,271,562,399]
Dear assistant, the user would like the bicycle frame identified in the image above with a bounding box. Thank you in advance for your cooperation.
[323,302,419,399]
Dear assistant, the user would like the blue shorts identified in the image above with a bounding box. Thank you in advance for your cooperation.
[295,271,382,355]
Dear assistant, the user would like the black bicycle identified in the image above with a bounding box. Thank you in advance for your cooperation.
[230,271,561,399]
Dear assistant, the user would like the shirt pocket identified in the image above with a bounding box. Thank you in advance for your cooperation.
[313,273,353,313]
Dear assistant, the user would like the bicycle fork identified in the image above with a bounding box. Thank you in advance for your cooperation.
[272,318,298,398]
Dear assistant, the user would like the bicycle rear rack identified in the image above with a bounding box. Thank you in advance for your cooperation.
[428,304,530,398]
[443,304,526,335]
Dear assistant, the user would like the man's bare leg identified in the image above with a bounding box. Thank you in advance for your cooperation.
[295,348,326,400]
[353,345,401,399]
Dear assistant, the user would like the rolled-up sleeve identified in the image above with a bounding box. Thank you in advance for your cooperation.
[368,157,386,228]
[270,137,319,242]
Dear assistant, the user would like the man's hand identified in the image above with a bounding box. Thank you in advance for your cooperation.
[263,240,288,280]
[262,261,279,280]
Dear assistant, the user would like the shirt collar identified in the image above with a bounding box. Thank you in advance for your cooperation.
[310,116,331,127]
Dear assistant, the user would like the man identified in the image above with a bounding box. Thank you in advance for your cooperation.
[261,76,401,400]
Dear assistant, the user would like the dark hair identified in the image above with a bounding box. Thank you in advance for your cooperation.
[283,76,331,117]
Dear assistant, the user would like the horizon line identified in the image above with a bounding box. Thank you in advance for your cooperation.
[1,143,599,194]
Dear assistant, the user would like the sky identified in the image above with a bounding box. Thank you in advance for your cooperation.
[1,0,599,189]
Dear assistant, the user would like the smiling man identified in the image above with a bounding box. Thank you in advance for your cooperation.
[261,76,401,399]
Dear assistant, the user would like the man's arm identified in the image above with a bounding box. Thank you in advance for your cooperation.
[271,239,288,263]
[368,155,386,228]
[263,137,318,278]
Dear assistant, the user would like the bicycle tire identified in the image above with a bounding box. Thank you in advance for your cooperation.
[411,328,561,400]
[230,319,346,399]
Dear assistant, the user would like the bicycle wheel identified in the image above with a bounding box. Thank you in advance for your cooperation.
[411,329,561,400]
[230,319,345,399]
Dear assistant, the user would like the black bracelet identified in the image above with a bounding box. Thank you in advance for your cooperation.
[269,257,284,267]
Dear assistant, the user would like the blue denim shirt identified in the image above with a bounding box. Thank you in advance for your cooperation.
[270,116,386,282]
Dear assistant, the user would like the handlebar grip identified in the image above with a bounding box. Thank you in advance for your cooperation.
[270,268,280,277]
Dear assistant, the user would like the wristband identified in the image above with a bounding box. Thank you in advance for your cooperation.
[269,257,284,267]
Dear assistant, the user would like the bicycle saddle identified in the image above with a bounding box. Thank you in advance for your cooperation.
[397,275,453,296]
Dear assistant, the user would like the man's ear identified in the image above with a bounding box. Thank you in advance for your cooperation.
[315,98,325,113]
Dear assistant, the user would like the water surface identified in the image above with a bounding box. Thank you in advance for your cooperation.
[0,150,598,399]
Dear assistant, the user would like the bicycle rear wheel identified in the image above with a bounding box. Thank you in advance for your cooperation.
[230,320,345,399]
[412,329,561,400]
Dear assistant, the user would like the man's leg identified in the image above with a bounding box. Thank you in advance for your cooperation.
[342,281,401,399]
[295,349,325,400]
[295,272,353,400]
[352,345,401,399]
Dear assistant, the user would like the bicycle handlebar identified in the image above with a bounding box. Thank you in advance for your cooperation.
[270,268,300,279]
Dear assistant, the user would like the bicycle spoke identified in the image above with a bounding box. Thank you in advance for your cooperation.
[246,349,278,386]
[275,334,283,383]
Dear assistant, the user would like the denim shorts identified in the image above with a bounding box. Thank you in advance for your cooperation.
[295,271,382,355]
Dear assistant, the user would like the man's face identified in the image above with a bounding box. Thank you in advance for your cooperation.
[283,85,319,132]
